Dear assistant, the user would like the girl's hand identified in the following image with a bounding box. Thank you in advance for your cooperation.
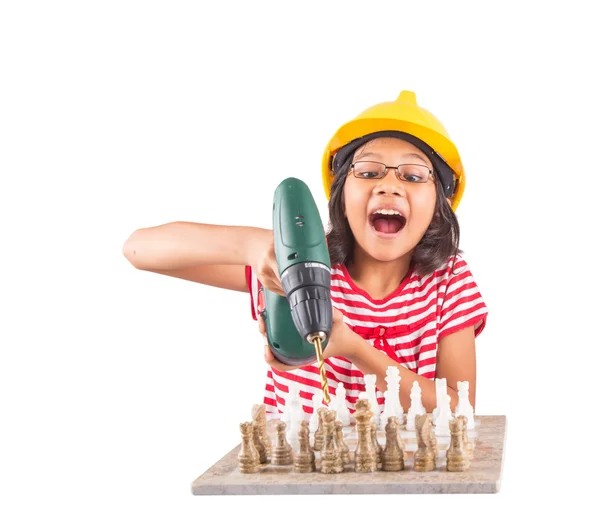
[321,306,356,361]
[247,231,285,296]
[259,306,357,372]
[259,315,302,371]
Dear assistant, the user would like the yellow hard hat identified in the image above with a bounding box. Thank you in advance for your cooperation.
[321,90,465,211]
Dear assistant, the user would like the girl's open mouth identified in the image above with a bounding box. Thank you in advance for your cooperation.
[368,212,407,237]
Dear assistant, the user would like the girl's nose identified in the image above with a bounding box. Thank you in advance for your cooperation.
[373,173,406,196]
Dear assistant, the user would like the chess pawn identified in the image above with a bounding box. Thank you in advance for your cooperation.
[414,414,436,472]
[293,420,316,473]
[251,404,272,458]
[455,381,475,429]
[309,391,324,432]
[252,421,268,464]
[382,416,404,471]
[446,416,471,471]
[282,382,300,425]
[320,411,344,474]
[335,420,350,465]
[353,398,377,473]
[313,407,328,451]
[272,421,293,465]
[335,383,351,426]
[406,381,426,431]
[285,386,304,452]
[286,412,303,454]
[237,422,260,473]
[429,423,439,459]
[370,422,383,466]
[458,415,474,459]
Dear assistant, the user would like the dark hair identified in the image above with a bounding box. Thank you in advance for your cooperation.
[325,157,461,276]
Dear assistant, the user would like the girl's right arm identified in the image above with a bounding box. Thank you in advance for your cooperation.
[122,221,274,293]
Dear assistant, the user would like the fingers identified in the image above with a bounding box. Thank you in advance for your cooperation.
[255,244,285,296]
[332,306,344,323]
[263,344,298,372]
[258,316,266,337]
[258,276,285,296]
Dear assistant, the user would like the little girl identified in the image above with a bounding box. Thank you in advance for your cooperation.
[123,90,487,419]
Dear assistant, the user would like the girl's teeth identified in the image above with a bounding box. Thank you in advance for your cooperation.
[374,209,401,216]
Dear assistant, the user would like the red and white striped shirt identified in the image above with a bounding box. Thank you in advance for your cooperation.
[245,253,487,419]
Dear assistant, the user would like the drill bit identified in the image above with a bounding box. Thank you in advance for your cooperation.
[311,335,330,405]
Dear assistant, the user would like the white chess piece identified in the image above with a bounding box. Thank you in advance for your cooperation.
[432,378,447,425]
[380,390,395,430]
[434,394,452,437]
[406,381,426,431]
[284,383,303,451]
[334,383,351,426]
[309,391,324,432]
[455,381,475,429]
[363,374,380,425]
[281,382,299,424]
[383,366,404,424]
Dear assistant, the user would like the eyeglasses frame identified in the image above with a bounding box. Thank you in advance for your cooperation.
[349,160,434,184]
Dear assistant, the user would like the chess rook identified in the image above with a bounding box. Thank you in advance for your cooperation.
[237,422,261,473]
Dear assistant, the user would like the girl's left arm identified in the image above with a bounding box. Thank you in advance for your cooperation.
[345,325,477,413]
[261,307,477,413]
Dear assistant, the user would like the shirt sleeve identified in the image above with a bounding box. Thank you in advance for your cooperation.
[438,255,488,340]
[245,265,260,321]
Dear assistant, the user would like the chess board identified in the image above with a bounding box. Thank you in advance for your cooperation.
[191,414,506,495]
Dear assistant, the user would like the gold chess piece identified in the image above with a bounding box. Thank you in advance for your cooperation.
[251,404,271,459]
[252,419,268,464]
[313,407,328,451]
[382,416,404,471]
[353,398,377,472]
[237,421,260,473]
[320,411,344,473]
[447,416,471,471]
[335,420,350,465]
[370,422,383,466]
[457,415,474,459]
[272,420,293,465]
[293,420,316,472]
[414,414,437,472]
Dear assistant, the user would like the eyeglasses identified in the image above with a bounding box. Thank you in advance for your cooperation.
[350,161,433,184]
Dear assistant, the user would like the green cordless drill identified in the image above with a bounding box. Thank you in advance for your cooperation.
[257,177,333,403]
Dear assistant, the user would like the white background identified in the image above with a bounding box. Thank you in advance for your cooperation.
[1,1,599,512]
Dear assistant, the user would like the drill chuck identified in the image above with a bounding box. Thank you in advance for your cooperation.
[280,262,332,343]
